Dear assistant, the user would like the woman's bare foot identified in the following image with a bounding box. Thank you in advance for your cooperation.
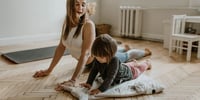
[146,59,152,70]
[144,48,152,56]
[124,44,131,52]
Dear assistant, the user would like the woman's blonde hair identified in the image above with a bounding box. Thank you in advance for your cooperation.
[62,0,88,40]
[87,2,96,16]
[91,34,117,63]
[62,0,96,40]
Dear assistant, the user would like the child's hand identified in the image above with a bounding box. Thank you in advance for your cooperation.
[89,89,101,95]
[79,83,91,89]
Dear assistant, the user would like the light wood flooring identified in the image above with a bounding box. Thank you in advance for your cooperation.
[0,37,200,100]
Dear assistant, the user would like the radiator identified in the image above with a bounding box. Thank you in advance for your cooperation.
[119,6,142,37]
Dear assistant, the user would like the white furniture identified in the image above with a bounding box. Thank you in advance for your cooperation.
[163,19,171,48]
[169,15,200,62]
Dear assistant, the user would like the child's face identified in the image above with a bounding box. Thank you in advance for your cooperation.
[95,56,107,63]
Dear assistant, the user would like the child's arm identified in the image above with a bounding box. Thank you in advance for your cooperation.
[89,89,101,95]
[98,57,119,92]
[80,83,91,89]
[86,60,98,86]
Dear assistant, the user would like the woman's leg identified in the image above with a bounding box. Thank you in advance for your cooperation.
[116,45,132,63]
[127,49,145,60]
[115,52,128,63]
[117,47,126,52]
[127,48,152,60]
[117,44,131,52]
[144,48,152,56]
[116,48,151,63]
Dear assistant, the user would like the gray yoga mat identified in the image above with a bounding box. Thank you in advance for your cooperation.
[1,46,70,64]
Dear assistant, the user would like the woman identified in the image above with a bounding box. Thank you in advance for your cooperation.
[33,0,96,87]
[33,0,151,88]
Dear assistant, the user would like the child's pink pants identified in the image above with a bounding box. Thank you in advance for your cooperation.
[124,61,148,79]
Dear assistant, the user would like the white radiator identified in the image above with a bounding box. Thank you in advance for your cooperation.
[119,6,142,37]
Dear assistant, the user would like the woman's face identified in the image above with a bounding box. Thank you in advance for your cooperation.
[75,0,87,18]
[95,56,107,63]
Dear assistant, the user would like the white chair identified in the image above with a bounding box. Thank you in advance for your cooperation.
[169,15,200,62]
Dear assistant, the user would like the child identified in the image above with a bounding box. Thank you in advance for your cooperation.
[80,34,151,95]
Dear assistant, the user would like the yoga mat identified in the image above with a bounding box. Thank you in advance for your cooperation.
[1,46,70,64]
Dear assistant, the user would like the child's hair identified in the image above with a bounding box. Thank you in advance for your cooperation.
[91,34,117,63]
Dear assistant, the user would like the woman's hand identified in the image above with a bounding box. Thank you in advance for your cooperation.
[33,69,50,78]
[80,83,91,89]
[89,89,101,95]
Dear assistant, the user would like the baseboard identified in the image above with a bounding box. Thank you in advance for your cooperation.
[141,33,163,42]
[0,33,60,46]
[111,32,164,42]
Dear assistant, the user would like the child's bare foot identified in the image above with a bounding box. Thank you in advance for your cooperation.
[146,59,152,70]
[144,48,152,56]
[124,44,131,52]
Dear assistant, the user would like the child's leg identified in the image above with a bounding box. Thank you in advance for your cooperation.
[125,59,151,79]
[136,59,151,71]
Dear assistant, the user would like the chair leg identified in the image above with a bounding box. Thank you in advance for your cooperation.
[198,41,200,59]
[175,40,179,53]
[186,41,192,62]
[177,40,180,54]
[169,38,173,56]
[179,41,183,54]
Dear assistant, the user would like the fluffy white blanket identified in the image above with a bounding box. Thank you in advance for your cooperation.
[63,75,165,100]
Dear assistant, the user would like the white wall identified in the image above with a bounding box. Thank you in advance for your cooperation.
[0,0,100,46]
[1,0,200,46]
[141,8,200,40]
[88,0,100,24]
[0,0,66,44]
[100,0,200,40]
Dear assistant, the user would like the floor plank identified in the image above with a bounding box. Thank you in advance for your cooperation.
[0,37,200,100]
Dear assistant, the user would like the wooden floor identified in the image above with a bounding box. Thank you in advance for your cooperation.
[0,37,200,100]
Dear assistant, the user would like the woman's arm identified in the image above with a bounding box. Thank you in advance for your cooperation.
[47,41,66,73]
[33,20,67,78]
[70,20,96,81]
[33,40,66,78]
[46,18,67,73]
